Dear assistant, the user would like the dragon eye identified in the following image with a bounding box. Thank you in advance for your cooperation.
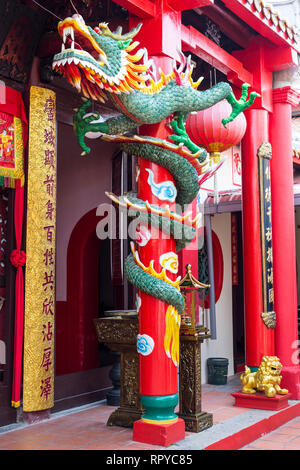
[94,27,100,33]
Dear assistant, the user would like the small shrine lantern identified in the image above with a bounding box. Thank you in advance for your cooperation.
[179,264,210,335]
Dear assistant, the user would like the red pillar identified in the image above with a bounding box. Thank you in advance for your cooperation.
[132,56,185,446]
[127,2,186,446]
[270,86,300,399]
[241,108,275,368]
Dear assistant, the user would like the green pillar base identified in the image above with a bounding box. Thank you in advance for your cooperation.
[140,393,178,424]
[249,366,259,372]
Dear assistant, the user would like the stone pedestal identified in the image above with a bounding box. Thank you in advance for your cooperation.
[133,418,185,446]
[178,332,213,432]
[232,391,291,411]
[94,316,144,427]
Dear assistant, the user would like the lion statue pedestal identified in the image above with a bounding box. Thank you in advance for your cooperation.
[240,356,288,398]
[231,356,290,411]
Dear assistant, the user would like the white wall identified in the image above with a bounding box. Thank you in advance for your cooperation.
[198,139,241,383]
[201,212,235,383]
[199,145,242,194]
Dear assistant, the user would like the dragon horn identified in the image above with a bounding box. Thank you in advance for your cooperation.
[175,47,186,73]
[101,22,143,41]
[114,26,123,35]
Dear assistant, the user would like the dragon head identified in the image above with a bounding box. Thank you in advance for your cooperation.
[52,14,150,102]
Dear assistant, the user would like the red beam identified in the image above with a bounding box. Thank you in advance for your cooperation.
[167,0,214,11]
[223,0,300,54]
[233,38,272,111]
[112,0,155,18]
[181,24,254,88]
[200,3,256,49]
[233,37,298,111]
[266,45,298,72]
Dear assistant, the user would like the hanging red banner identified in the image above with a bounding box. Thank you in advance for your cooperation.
[0,84,27,408]
[0,84,27,189]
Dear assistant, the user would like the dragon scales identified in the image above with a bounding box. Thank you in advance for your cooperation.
[52,14,258,432]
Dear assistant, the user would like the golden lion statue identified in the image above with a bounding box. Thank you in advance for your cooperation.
[240,356,288,398]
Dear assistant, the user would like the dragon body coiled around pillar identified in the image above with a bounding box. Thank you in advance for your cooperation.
[53,14,258,366]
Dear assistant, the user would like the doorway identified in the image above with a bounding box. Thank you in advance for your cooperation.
[231,211,245,372]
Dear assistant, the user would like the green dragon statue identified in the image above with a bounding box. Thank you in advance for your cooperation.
[52,14,258,364]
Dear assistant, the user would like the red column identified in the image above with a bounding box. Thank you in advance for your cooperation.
[132,56,185,446]
[270,87,300,399]
[137,157,178,398]
[241,108,275,368]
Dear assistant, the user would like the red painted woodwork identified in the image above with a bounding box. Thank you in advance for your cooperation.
[133,418,185,446]
[137,289,178,396]
[233,38,273,112]
[178,198,199,275]
[56,209,104,375]
[223,0,300,53]
[233,38,297,112]
[137,156,178,396]
[185,100,247,156]
[168,0,213,11]
[241,108,275,367]
[135,72,180,397]
[181,24,253,88]
[231,392,291,411]
[270,87,300,399]
[112,0,155,18]
[266,46,298,73]
[130,6,181,59]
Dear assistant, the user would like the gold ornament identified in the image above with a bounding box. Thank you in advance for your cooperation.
[240,356,288,398]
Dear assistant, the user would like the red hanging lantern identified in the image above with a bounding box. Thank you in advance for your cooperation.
[185,100,247,163]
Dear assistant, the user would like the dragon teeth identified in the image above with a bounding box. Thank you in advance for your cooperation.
[63,26,74,44]
[62,26,75,49]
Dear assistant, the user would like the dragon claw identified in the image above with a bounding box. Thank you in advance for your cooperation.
[169,113,206,159]
[222,84,260,127]
[72,99,110,155]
